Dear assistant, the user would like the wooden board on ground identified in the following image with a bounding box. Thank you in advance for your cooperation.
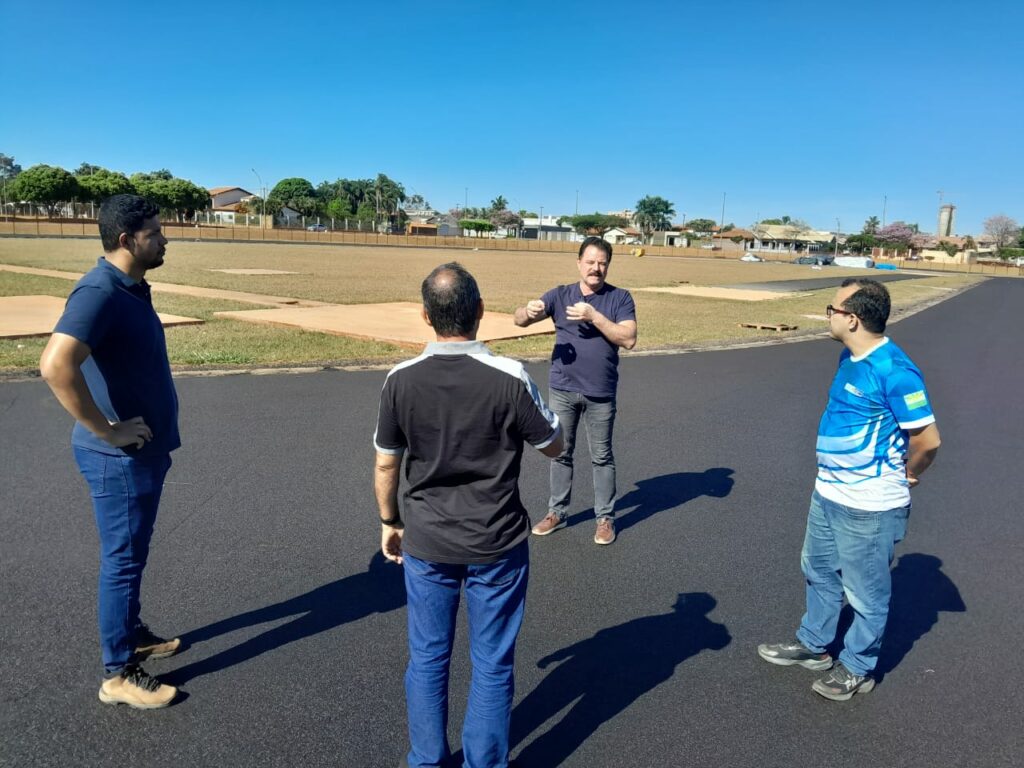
[738,322,798,331]
[635,286,800,301]
[214,302,554,347]
[0,295,203,339]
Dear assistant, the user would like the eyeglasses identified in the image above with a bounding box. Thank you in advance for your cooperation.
[825,305,854,318]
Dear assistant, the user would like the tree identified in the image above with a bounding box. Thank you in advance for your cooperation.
[369,173,406,223]
[844,233,878,254]
[458,219,494,235]
[490,195,508,212]
[270,177,318,216]
[983,214,1020,250]
[490,208,523,233]
[78,169,135,202]
[326,197,353,220]
[875,221,916,251]
[561,213,627,235]
[9,164,80,217]
[75,163,103,177]
[685,218,717,234]
[963,235,978,251]
[634,195,676,243]
[863,216,880,234]
[937,241,960,258]
[0,153,22,181]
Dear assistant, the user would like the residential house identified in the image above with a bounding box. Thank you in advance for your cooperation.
[745,224,834,253]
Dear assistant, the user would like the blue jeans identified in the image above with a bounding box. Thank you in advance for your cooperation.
[796,490,910,676]
[402,541,529,768]
[73,446,172,675]
[547,388,617,520]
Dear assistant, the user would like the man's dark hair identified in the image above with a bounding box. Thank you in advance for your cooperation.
[840,278,890,333]
[421,262,481,337]
[578,235,612,261]
[98,194,160,252]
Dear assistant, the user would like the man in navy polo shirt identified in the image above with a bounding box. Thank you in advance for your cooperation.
[514,236,637,545]
[40,194,181,710]
[374,263,562,768]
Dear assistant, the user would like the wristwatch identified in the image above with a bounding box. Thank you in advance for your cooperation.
[379,514,402,526]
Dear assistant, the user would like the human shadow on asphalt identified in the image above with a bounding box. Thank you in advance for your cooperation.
[563,468,735,533]
[508,592,730,767]
[163,552,405,685]
[829,552,965,682]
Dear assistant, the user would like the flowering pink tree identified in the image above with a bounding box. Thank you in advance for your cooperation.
[875,222,916,251]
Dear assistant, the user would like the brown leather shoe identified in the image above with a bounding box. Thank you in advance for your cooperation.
[531,512,567,536]
[134,624,181,661]
[594,518,616,545]
[98,664,177,709]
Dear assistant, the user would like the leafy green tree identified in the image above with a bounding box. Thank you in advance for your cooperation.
[685,218,717,234]
[75,163,103,177]
[562,213,627,235]
[458,219,494,234]
[634,196,676,243]
[270,177,317,216]
[10,164,80,217]
[863,216,880,234]
[326,197,353,219]
[844,233,878,254]
[937,241,960,258]
[78,169,135,202]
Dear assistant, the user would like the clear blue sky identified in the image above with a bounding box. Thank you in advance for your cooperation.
[2,0,1021,235]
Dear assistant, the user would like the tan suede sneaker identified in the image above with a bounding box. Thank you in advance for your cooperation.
[98,665,177,709]
[531,512,567,536]
[134,624,181,661]
[594,518,616,545]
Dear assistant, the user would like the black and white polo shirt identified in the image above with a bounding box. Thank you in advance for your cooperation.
[374,340,560,564]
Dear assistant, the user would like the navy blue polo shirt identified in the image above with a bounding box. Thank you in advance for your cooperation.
[53,258,180,458]
[541,282,636,398]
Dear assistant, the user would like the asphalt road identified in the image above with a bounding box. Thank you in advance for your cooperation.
[724,272,920,292]
[1,278,1021,768]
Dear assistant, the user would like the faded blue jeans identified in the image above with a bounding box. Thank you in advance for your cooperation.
[73,446,172,675]
[547,388,616,521]
[796,490,910,677]
[402,541,529,768]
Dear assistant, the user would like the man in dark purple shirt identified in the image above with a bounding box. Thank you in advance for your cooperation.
[514,236,638,544]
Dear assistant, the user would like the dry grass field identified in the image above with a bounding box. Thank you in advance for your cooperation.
[0,238,984,372]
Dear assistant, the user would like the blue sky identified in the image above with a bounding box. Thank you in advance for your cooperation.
[2,0,1021,235]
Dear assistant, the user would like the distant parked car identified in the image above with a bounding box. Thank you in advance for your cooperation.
[794,255,833,266]
[740,252,764,262]
[306,224,327,232]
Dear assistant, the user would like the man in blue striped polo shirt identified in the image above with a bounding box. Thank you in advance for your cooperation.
[758,278,942,701]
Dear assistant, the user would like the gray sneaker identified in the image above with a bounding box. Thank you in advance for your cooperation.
[757,640,834,671]
[812,661,875,701]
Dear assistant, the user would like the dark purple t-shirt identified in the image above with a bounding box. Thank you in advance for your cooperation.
[541,282,636,398]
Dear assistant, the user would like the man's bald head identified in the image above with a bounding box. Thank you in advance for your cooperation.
[421,262,482,338]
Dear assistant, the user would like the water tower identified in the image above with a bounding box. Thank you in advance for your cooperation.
[937,204,956,237]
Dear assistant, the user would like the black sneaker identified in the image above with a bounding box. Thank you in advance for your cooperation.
[812,662,875,701]
[133,623,182,661]
[757,640,833,671]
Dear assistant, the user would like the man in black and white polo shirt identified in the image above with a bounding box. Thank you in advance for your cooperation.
[374,262,562,768]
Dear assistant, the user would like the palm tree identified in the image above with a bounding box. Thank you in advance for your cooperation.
[634,196,676,244]
[490,195,508,212]
[863,216,880,234]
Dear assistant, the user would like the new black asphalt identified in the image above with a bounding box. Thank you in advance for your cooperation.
[1,279,1020,768]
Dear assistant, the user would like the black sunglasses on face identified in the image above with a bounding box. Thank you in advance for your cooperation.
[826,305,855,318]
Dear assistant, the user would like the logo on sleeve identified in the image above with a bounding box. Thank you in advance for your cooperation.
[903,390,928,410]
[843,382,864,397]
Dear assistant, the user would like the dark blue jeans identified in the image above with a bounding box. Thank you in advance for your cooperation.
[796,490,910,676]
[73,446,172,675]
[402,541,529,768]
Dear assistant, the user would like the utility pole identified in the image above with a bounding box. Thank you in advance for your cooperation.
[251,168,266,233]
[575,189,579,216]
[835,218,840,258]
[882,195,887,228]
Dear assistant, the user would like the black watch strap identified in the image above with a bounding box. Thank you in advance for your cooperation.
[379,514,402,526]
